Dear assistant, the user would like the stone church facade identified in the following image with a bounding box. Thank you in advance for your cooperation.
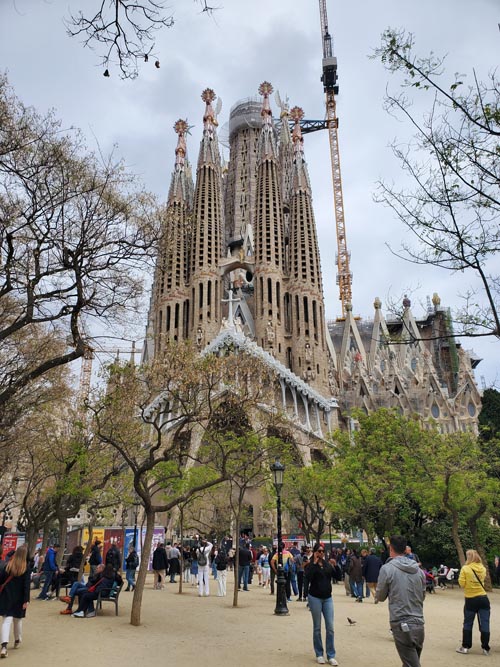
[143,83,481,497]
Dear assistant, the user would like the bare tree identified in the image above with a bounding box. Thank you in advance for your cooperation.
[0,75,159,424]
[373,29,500,341]
[66,1,221,79]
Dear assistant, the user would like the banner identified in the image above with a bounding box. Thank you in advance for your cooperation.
[103,528,124,562]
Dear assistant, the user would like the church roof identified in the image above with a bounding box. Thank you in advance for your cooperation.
[203,327,338,412]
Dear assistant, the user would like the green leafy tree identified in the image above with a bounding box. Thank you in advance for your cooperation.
[328,409,430,547]
[281,463,333,545]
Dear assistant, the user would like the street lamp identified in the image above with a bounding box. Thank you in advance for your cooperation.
[328,519,333,560]
[317,506,325,546]
[270,458,288,616]
[132,495,141,548]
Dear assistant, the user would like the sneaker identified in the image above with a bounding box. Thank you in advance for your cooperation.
[482,649,490,656]
[72,611,84,618]
[60,609,72,615]
[317,658,325,665]
[13,641,20,649]
[86,611,96,618]
[328,660,339,666]
[0,646,7,659]
[456,647,469,654]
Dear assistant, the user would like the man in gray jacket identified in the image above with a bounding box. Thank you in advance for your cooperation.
[375,535,426,667]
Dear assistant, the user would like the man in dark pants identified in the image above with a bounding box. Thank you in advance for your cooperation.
[238,542,252,591]
[375,535,426,667]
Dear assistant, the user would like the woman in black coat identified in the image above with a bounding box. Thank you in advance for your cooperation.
[152,543,168,589]
[0,544,30,657]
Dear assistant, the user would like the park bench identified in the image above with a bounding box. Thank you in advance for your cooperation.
[96,582,124,616]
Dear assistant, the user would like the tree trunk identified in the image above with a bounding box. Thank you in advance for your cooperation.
[25,525,38,557]
[178,507,183,595]
[130,508,155,626]
[41,520,51,553]
[232,514,240,608]
[57,516,68,565]
[450,511,466,566]
[467,517,492,591]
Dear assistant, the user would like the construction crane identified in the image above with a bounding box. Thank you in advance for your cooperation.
[77,341,142,406]
[318,0,352,319]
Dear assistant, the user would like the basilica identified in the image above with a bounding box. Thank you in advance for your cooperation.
[143,83,481,463]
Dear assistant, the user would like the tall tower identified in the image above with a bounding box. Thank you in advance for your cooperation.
[147,84,334,400]
[287,107,329,393]
[153,119,193,355]
[252,82,287,362]
[189,89,225,346]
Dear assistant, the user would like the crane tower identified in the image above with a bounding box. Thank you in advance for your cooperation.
[319,0,352,319]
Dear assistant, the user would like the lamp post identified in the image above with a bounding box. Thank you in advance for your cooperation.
[317,506,325,546]
[328,520,333,560]
[132,495,140,548]
[270,458,288,616]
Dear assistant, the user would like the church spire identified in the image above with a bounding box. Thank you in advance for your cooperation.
[152,120,193,354]
[189,87,224,345]
[287,106,329,393]
[253,81,286,361]
[168,118,193,203]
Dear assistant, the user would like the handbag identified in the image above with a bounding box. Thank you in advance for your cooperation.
[0,575,13,594]
[470,567,487,593]
[88,577,103,593]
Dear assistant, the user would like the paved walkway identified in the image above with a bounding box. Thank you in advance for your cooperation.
[12,576,499,666]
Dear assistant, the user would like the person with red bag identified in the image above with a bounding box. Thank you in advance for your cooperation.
[0,544,30,658]
[71,564,117,618]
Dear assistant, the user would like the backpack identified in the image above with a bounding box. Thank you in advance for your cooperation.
[198,548,208,567]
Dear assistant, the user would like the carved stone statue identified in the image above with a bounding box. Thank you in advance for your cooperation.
[266,320,275,345]
[196,327,204,349]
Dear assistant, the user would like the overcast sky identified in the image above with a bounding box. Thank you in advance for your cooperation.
[1,0,498,387]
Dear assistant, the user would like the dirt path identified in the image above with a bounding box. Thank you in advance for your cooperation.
[12,575,499,667]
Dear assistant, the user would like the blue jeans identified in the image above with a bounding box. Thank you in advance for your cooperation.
[308,594,335,660]
[351,580,363,599]
[69,582,87,599]
[463,596,490,650]
[126,569,136,588]
[38,570,54,599]
[238,565,249,590]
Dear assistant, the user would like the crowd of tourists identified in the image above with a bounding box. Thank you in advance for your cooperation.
[0,534,496,663]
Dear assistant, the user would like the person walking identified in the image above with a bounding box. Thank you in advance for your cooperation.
[306,544,338,666]
[238,542,252,592]
[362,548,383,601]
[348,550,363,602]
[0,544,30,657]
[456,549,491,656]
[36,544,59,600]
[105,542,122,573]
[375,535,426,667]
[88,539,102,577]
[215,549,228,597]
[168,543,180,583]
[197,538,212,597]
[259,547,271,589]
[125,545,139,591]
[152,543,168,590]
